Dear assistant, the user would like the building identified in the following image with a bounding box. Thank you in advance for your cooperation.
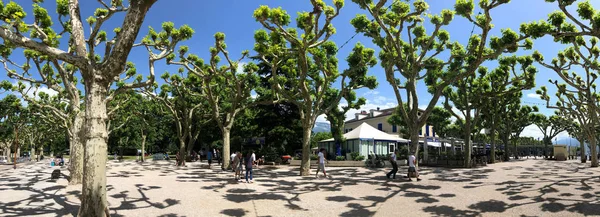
[344,107,438,140]
[319,122,407,159]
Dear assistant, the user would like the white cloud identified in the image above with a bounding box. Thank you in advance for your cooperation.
[316,114,328,123]
[519,125,572,141]
[12,81,58,100]
[519,124,544,139]
[527,92,540,99]
[362,90,379,96]
[236,62,247,74]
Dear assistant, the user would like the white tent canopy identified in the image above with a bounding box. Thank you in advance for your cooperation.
[320,122,408,143]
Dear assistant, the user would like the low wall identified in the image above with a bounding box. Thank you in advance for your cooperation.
[289,160,407,167]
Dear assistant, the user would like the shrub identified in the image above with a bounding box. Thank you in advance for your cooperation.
[350,152,360,160]
[310,155,318,161]
[354,155,365,161]
[336,156,345,161]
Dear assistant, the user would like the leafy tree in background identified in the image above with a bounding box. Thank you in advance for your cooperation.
[325,44,378,155]
[534,40,599,167]
[468,55,537,164]
[1,48,85,184]
[522,0,600,167]
[144,70,208,165]
[532,113,570,158]
[170,33,260,170]
[0,1,192,214]
[496,92,537,161]
[351,0,532,162]
[253,1,377,176]
[563,118,586,163]
[425,107,452,139]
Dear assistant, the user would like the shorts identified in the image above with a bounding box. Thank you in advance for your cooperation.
[408,167,416,172]
[318,163,325,170]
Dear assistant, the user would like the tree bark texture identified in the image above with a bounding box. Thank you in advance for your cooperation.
[69,113,85,185]
[222,130,231,170]
[78,82,109,217]
[579,138,586,163]
[300,119,313,176]
[464,111,472,168]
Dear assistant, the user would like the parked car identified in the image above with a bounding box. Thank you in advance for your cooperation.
[0,156,8,164]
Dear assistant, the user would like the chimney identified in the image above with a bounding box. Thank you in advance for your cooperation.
[377,107,380,111]
[361,110,367,115]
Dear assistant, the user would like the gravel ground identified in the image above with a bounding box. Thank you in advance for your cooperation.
[0,158,599,217]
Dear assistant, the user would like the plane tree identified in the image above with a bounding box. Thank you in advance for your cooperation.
[350,0,533,161]
[532,113,570,158]
[522,0,600,168]
[0,0,193,214]
[169,33,261,170]
[252,0,378,176]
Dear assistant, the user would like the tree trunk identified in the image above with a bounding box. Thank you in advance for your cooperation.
[590,134,598,167]
[409,127,420,165]
[222,129,231,170]
[300,120,313,176]
[7,147,11,163]
[186,131,196,156]
[490,120,496,164]
[37,146,43,161]
[141,132,146,163]
[78,82,110,217]
[178,139,186,166]
[503,134,510,162]
[579,137,586,163]
[69,113,85,185]
[464,112,472,168]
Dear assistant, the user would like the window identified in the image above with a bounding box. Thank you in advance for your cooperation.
[426,124,430,137]
[392,125,397,133]
[389,143,396,153]
[419,128,422,136]
[378,123,383,131]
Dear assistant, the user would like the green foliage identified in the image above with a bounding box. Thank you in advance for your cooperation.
[351,0,529,157]
[335,156,345,161]
[311,132,332,148]
[354,155,365,161]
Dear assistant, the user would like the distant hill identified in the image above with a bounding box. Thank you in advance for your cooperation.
[313,122,331,133]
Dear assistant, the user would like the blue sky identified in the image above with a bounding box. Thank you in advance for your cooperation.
[3,0,599,141]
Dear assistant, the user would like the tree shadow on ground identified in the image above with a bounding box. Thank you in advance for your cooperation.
[453,160,600,216]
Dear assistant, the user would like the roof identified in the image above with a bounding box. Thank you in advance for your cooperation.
[320,122,408,142]
[345,107,426,124]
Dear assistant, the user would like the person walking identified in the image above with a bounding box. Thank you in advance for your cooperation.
[251,150,257,168]
[315,148,328,178]
[386,149,398,179]
[245,152,254,183]
[231,152,237,172]
[232,152,241,181]
[216,149,221,165]
[236,152,244,181]
[207,147,213,168]
[407,152,421,182]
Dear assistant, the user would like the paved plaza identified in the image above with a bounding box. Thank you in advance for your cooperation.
[0,159,599,216]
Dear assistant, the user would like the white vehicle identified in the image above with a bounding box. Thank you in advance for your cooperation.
[0,156,8,164]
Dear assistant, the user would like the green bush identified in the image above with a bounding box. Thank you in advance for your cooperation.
[354,155,365,161]
[310,155,318,161]
[350,152,360,160]
[336,156,345,161]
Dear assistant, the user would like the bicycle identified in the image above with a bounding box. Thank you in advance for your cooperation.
[365,155,386,168]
